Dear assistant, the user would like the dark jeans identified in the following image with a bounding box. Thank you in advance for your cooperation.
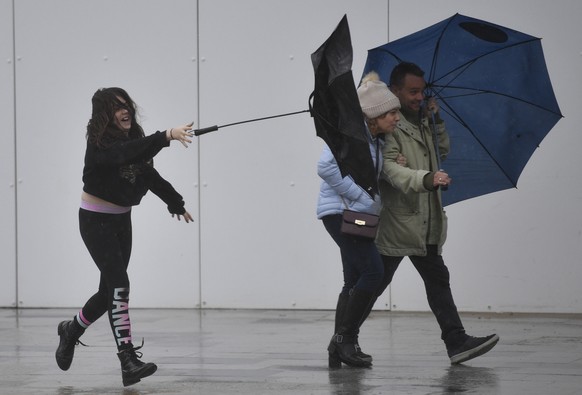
[377,245,465,344]
[322,214,384,294]
[78,208,134,351]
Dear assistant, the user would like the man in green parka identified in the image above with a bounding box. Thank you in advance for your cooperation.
[375,62,499,364]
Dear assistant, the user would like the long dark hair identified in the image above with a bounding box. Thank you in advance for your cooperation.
[86,87,145,147]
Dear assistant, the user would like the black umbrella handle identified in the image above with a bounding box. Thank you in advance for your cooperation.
[194,125,219,136]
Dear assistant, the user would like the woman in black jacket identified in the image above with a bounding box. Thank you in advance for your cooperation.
[55,87,194,387]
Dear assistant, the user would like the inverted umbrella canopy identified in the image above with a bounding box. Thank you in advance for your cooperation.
[311,15,377,198]
[363,13,563,205]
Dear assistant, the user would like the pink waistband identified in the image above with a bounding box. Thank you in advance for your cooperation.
[80,200,131,214]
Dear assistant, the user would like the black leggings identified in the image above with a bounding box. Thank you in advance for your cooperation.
[78,208,134,351]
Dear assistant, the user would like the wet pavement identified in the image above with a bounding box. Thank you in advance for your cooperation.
[1,308,581,394]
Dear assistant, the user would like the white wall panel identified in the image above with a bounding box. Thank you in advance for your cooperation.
[5,0,581,313]
[14,0,199,308]
[197,0,389,309]
[0,0,16,307]
[388,0,582,313]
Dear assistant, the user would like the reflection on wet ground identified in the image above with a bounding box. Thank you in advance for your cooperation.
[1,309,580,394]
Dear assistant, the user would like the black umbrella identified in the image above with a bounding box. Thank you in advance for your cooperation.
[195,15,376,198]
[310,15,377,198]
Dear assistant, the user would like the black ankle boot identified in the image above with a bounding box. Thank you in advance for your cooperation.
[55,320,85,371]
[328,333,372,368]
[353,339,372,363]
[117,344,158,387]
[355,294,378,363]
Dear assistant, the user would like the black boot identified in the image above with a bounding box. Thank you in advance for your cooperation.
[55,320,85,371]
[117,343,158,387]
[355,294,378,363]
[328,289,375,368]
[333,292,349,335]
[334,292,373,363]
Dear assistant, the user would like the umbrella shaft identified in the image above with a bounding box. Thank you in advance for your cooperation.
[194,109,309,136]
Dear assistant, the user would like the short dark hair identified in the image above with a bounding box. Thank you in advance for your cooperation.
[389,62,425,89]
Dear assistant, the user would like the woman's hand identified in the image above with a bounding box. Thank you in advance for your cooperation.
[167,122,194,147]
[396,153,407,167]
[172,210,194,223]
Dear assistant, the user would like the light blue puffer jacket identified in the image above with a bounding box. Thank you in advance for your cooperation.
[316,130,383,219]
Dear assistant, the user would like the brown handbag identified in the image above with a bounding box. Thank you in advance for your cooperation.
[340,209,379,239]
[339,141,380,239]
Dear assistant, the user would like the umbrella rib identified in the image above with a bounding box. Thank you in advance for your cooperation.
[369,48,404,66]
[428,14,458,83]
[431,84,563,116]
[433,96,518,187]
[430,37,541,89]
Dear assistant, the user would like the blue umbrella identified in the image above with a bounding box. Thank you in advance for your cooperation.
[363,13,563,206]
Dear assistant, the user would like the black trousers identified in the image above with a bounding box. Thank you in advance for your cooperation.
[378,245,465,345]
[78,208,134,351]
